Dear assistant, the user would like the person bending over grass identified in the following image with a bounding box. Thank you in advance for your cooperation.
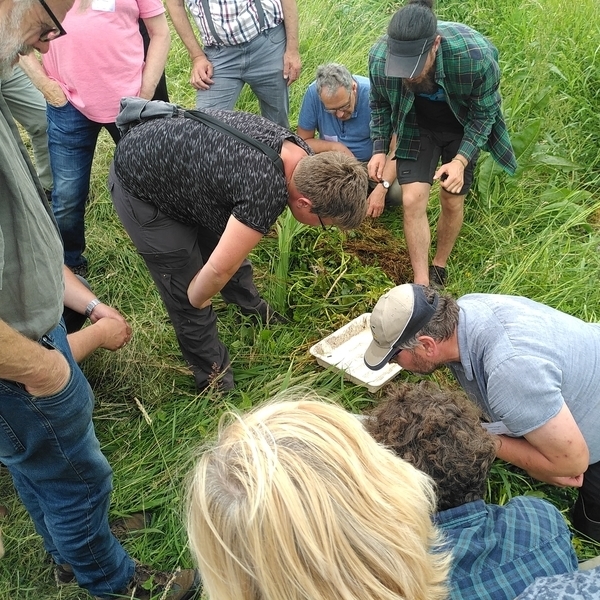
[111,98,368,392]
[367,381,578,600]
[365,284,600,543]
[185,393,450,600]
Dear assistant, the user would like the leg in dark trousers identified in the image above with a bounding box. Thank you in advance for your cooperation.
[109,165,233,391]
[573,460,600,542]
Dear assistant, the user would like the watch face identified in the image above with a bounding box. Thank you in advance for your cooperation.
[382,180,390,189]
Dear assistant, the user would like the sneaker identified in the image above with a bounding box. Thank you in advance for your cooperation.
[55,563,75,586]
[239,299,289,326]
[110,511,153,540]
[117,564,202,600]
[428,265,447,289]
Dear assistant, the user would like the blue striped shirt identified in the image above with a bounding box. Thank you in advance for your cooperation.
[436,497,578,600]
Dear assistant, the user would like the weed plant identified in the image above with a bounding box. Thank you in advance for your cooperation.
[2,0,600,596]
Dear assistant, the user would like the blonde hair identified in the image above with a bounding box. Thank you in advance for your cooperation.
[186,393,450,600]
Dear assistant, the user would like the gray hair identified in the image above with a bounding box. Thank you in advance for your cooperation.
[314,63,353,98]
[398,288,459,350]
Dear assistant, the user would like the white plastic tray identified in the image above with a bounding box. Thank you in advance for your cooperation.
[309,313,402,392]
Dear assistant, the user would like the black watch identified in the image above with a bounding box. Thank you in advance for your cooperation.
[380,180,390,189]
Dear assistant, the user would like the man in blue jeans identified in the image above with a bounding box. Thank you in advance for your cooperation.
[0,0,198,597]
[165,0,301,128]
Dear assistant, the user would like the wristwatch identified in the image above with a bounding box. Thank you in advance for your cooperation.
[380,180,390,189]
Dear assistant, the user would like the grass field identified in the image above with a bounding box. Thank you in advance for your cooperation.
[1,0,600,597]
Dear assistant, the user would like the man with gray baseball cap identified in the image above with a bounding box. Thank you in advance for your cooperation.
[368,0,516,289]
[365,285,600,542]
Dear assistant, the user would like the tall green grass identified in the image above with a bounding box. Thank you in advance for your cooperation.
[2,0,600,596]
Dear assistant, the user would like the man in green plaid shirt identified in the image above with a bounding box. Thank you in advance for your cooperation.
[368,0,516,288]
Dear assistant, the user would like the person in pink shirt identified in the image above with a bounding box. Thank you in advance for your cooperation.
[20,0,170,276]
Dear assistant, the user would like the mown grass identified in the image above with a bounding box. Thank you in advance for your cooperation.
[2,0,600,596]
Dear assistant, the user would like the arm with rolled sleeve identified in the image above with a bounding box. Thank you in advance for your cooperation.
[487,356,589,486]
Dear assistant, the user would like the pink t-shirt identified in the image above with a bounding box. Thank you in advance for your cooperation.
[42,0,165,123]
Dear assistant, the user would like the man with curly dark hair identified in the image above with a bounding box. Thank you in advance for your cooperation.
[367,381,577,600]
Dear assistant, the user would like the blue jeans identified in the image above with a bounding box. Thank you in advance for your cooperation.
[0,322,134,598]
[197,23,290,128]
[46,101,120,269]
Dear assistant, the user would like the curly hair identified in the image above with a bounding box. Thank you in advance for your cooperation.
[186,391,451,600]
[293,152,369,229]
[367,382,496,511]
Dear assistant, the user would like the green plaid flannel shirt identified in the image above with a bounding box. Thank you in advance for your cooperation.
[369,21,517,174]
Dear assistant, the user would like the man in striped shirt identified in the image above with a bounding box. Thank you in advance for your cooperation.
[165,0,300,128]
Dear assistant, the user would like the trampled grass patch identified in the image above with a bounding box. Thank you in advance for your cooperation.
[3,0,600,596]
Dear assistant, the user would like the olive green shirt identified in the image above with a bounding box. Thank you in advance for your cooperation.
[0,94,63,340]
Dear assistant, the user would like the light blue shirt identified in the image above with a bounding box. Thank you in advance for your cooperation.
[449,294,600,463]
[298,75,373,162]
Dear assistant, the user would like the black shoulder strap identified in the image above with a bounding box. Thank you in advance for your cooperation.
[199,0,266,46]
[184,109,284,174]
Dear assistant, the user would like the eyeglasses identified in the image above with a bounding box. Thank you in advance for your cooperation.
[37,0,67,42]
[324,90,352,115]
[317,214,328,230]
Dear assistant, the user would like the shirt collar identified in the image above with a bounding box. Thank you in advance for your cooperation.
[456,306,474,381]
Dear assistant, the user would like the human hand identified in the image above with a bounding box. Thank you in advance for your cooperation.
[366,186,386,218]
[190,56,214,90]
[434,159,465,195]
[25,349,71,397]
[543,474,585,488]
[283,50,301,86]
[94,318,132,351]
[43,80,68,107]
[367,154,387,181]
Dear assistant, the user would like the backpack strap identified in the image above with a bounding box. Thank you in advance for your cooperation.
[184,109,284,174]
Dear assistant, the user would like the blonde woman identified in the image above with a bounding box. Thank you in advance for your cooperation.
[186,395,450,600]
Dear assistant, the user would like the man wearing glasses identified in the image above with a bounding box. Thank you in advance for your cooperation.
[297,63,401,219]
[0,1,200,599]
[109,97,368,392]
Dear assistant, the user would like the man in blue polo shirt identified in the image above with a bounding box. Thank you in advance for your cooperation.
[297,63,401,218]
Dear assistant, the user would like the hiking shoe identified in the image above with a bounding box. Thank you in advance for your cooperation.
[428,265,447,289]
[55,563,75,586]
[118,564,202,600]
[240,299,289,326]
[110,511,153,540]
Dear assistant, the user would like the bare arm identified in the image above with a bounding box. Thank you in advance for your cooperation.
[63,267,132,362]
[495,403,589,486]
[18,52,66,106]
[280,0,301,85]
[164,0,214,90]
[68,319,131,362]
[366,133,398,218]
[296,126,354,155]
[188,216,264,308]
[139,13,171,100]
[0,319,70,397]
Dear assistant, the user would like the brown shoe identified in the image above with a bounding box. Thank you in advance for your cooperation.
[118,564,201,600]
[55,563,75,586]
[110,511,152,540]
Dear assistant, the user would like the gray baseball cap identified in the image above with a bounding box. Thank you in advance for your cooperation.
[364,284,439,370]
